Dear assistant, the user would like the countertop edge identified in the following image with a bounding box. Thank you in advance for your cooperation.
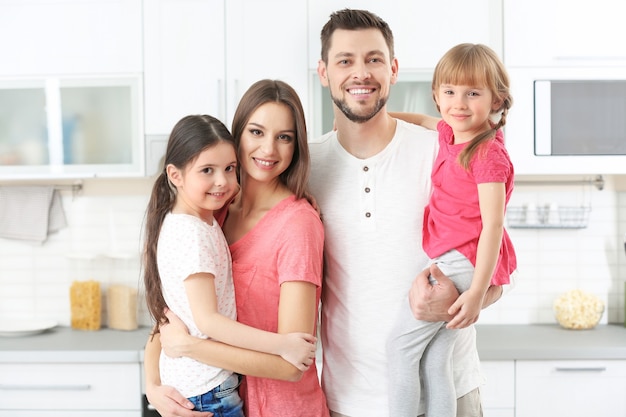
[476,324,626,361]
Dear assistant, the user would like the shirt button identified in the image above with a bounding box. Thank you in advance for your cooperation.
[365,212,371,218]
[365,187,370,193]
[363,166,369,172]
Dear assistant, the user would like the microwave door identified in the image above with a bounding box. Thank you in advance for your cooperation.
[534,80,552,156]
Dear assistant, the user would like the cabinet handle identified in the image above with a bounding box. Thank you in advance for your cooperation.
[554,367,607,372]
[0,384,91,391]
[217,79,225,122]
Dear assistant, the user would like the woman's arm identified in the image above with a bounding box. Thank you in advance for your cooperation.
[144,333,210,417]
[185,273,316,370]
[446,182,505,328]
[389,112,440,131]
[160,309,304,381]
[277,281,318,335]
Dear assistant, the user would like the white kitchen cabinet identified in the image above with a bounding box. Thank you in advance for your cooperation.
[0,0,142,76]
[480,361,515,417]
[503,0,626,67]
[0,76,144,179]
[307,0,503,70]
[0,0,145,179]
[515,360,626,417]
[143,0,309,137]
[0,362,141,416]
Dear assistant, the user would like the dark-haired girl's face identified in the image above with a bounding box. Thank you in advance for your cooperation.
[239,102,295,186]
[169,142,238,223]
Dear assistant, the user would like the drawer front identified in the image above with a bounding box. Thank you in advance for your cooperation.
[516,360,626,417]
[0,363,140,411]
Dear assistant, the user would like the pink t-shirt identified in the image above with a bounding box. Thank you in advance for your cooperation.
[218,195,329,417]
[423,120,517,285]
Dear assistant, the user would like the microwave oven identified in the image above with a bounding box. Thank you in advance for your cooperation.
[504,67,626,175]
[534,79,626,156]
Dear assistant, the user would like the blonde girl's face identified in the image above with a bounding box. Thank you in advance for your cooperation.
[168,142,238,222]
[239,102,295,184]
[434,83,502,144]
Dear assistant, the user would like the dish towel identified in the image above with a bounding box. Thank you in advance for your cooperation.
[0,186,67,244]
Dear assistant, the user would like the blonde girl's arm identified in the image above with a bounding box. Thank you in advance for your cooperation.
[185,273,316,371]
[389,112,440,131]
[447,182,505,328]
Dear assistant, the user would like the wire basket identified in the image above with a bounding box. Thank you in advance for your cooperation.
[506,205,591,229]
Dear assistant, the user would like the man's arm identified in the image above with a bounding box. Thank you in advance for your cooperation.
[408,264,503,329]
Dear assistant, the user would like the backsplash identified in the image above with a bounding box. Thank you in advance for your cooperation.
[1,177,625,327]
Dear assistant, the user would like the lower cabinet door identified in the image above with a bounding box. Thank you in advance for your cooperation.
[516,360,626,417]
[0,362,141,413]
[480,361,515,417]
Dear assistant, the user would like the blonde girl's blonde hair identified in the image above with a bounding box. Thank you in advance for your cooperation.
[432,43,513,170]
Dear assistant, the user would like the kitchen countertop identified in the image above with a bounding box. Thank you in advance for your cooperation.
[476,324,626,360]
[1,324,626,363]
[0,326,152,363]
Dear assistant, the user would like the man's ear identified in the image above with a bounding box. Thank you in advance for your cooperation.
[390,57,399,85]
[317,60,329,87]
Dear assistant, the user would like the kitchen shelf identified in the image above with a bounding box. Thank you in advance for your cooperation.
[506,205,591,229]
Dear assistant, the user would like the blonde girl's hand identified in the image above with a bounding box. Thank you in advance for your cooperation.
[446,289,484,329]
[279,332,318,371]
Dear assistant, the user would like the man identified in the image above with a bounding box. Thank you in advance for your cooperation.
[307,9,502,417]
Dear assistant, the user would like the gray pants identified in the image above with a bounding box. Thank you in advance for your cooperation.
[387,249,475,417]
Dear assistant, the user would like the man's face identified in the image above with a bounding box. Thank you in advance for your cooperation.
[317,28,398,124]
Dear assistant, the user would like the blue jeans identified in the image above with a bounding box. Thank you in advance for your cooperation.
[187,373,244,417]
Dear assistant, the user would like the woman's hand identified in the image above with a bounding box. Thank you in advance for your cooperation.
[160,309,196,358]
[145,382,211,417]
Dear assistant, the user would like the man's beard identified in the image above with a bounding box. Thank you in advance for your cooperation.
[331,93,387,124]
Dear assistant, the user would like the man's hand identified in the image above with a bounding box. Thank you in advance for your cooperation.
[409,264,459,323]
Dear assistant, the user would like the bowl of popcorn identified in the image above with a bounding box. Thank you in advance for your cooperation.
[553,289,605,330]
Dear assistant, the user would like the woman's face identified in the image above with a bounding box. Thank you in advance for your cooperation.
[238,102,296,184]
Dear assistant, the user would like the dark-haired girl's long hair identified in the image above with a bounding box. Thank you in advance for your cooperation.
[142,114,235,334]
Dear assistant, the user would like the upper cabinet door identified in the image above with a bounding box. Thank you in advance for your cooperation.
[504,0,626,67]
[143,0,308,135]
[308,0,503,70]
[0,0,142,76]
[143,0,226,136]
[224,0,309,128]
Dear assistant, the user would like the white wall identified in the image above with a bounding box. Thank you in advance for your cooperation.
[1,176,625,327]
[0,179,154,327]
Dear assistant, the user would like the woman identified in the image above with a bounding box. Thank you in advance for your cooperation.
[145,79,329,417]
